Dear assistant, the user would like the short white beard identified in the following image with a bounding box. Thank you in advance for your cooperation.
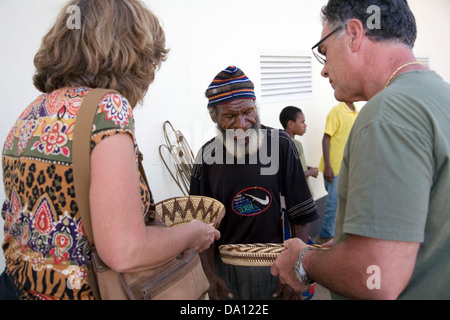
[216,126,264,159]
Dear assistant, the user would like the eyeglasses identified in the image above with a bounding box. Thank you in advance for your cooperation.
[311,26,343,65]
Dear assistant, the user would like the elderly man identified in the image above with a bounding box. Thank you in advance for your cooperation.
[190,66,319,300]
[271,0,450,300]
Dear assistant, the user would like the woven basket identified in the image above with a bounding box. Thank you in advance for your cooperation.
[155,196,225,229]
[219,243,323,267]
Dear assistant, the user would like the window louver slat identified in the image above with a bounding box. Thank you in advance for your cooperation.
[260,52,313,102]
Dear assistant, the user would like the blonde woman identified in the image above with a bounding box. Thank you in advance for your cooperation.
[1,0,219,300]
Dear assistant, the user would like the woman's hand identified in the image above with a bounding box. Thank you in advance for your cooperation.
[187,220,221,253]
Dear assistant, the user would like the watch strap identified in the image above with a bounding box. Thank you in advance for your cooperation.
[294,247,314,285]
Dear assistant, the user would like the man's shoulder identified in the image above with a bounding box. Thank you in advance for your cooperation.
[365,71,450,121]
[261,125,291,141]
[201,136,218,149]
[385,71,450,102]
[193,135,221,163]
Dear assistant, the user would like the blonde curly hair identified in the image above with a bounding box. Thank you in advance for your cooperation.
[33,0,169,107]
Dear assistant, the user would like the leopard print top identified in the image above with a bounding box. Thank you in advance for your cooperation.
[1,87,151,300]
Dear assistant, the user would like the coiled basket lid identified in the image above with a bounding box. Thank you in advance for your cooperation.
[219,243,323,267]
[155,195,225,229]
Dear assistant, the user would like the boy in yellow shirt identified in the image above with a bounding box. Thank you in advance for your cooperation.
[318,102,358,243]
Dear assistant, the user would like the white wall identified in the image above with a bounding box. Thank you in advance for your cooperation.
[409,0,450,84]
[136,0,333,202]
[0,0,449,272]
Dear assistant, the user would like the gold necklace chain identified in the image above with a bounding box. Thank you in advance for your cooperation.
[385,62,421,88]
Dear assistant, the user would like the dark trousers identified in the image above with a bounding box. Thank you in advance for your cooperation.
[215,258,279,300]
[0,271,20,300]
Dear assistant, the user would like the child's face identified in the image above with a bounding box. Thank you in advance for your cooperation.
[292,112,307,136]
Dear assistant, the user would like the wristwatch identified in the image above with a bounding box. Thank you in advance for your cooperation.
[294,247,314,286]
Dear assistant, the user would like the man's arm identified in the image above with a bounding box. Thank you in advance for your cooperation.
[305,166,319,178]
[290,223,311,243]
[322,134,334,182]
[272,235,420,300]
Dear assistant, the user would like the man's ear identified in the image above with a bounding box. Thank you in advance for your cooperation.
[346,18,365,52]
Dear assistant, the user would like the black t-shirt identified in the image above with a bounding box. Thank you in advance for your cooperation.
[190,125,319,246]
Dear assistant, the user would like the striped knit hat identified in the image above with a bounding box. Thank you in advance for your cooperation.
[205,66,256,108]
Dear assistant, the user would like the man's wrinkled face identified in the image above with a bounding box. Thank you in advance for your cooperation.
[207,98,278,172]
[211,99,261,156]
[319,23,347,99]
[214,99,259,142]
[318,21,366,102]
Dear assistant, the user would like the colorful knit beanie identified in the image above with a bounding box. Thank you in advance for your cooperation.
[205,66,256,108]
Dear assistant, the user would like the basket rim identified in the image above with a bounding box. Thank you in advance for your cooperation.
[218,243,322,267]
[155,195,225,227]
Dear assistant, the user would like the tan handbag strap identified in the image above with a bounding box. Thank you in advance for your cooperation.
[73,89,119,245]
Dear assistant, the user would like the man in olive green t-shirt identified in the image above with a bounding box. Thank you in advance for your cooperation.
[271,0,450,300]
[332,70,450,299]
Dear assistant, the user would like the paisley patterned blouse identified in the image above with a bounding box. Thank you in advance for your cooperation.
[1,87,151,300]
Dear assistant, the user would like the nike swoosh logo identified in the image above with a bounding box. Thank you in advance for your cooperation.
[244,194,270,206]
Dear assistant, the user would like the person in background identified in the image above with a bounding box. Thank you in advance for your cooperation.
[317,101,358,244]
[190,66,319,300]
[279,106,319,196]
[0,0,219,300]
[272,0,450,300]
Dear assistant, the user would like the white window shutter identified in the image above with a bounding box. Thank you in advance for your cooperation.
[260,52,313,102]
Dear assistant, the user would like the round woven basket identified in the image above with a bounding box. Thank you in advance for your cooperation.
[219,243,323,267]
[155,196,225,229]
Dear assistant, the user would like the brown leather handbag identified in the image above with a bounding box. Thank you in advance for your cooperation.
[73,89,211,300]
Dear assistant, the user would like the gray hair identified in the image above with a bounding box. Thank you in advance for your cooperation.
[321,0,417,48]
